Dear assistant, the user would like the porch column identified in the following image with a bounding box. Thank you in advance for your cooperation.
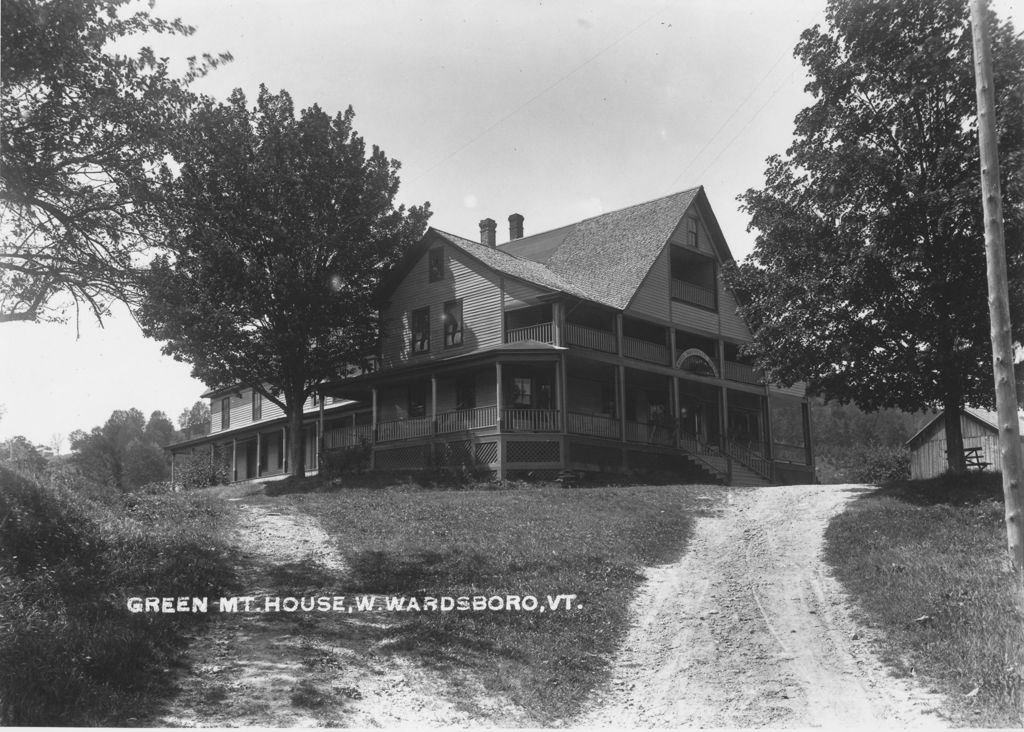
[553,301,564,346]
[282,427,288,473]
[669,328,677,367]
[763,389,775,461]
[721,388,730,451]
[317,394,325,470]
[496,361,506,479]
[256,433,262,478]
[672,376,681,448]
[231,438,237,482]
[555,355,566,432]
[370,387,378,470]
[431,375,438,434]
[615,313,624,356]
[803,400,814,469]
[618,364,627,443]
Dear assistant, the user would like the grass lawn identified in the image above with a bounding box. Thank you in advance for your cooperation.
[823,473,1023,727]
[264,482,721,723]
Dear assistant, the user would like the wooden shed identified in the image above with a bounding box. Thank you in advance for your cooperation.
[906,407,1024,479]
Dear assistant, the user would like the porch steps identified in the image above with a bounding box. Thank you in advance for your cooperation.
[729,463,772,487]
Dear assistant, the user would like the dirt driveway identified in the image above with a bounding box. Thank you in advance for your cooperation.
[152,483,949,727]
[577,483,948,728]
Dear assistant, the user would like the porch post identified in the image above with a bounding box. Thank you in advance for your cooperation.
[282,427,288,473]
[370,387,378,470]
[555,355,566,432]
[231,438,237,482]
[672,376,680,448]
[169,451,175,486]
[803,400,814,469]
[763,388,775,461]
[496,361,505,479]
[618,364,627,443]
[431,375,438,434]
[552,301,564,347]
[256,433,261,478]
[615,313,624,356]
[669,327,677,367]
[317,394,325,470]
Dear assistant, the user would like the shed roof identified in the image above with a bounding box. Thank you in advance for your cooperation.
[905,407,1024,447]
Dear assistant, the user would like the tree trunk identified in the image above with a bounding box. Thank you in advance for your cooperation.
[286,397,306,478]
[942,398,966,474]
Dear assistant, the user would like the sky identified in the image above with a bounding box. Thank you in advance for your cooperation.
[1,0,1020,450]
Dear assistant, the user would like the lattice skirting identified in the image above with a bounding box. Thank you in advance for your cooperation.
[375,444,431,470]
[506,440,561,463]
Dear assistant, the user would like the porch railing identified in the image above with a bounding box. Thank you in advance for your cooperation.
[671,278,716,309]
[727,439,772,478]
[773,442,809,465]
[503,408,560,432]
[623,336,670,365]
[723,360,762,384]
[565,322,617,353]
[625,420,674,446]
[505,322,554,344]
[436,405,499,434]
[376,416,433,442]
[324,424,373,448]
[567,412,620,439]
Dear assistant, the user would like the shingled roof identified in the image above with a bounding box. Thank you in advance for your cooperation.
[501,187,703,309]
[383,186,723,312]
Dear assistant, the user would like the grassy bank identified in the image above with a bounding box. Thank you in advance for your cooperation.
[0,468,237,725]
[271,483,719,722]
[823,473,1023,727]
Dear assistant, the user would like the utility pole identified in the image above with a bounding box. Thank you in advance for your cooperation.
[970,0,1024,581]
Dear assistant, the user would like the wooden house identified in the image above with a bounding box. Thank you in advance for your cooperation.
[906,407,1024,479]
[169,187,815,486]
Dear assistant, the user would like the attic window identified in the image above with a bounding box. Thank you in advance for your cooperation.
[428,248,445,282]
[687,218,698,248]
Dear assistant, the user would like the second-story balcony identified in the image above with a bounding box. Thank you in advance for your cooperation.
[505,322,554,345]
[623,335,670,365]
[671,278,716,309]
[565,322,617,353]
[723,360,762,385]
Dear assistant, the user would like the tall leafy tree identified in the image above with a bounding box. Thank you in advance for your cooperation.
[138,87,431,478]
[0,0,229,323]
[70,407,172,490]
[729,0,1024,472]
[177,400,211,432]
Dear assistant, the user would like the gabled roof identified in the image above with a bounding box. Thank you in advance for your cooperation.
[501,187,703,310]
[380,186,722,312]
[905,407,1024,446]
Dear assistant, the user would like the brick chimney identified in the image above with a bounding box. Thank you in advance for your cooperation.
[508,213,524,241]
[479,218,497,247]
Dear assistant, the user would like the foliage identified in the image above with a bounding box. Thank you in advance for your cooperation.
[177,399,210,431]
[70,408,176,491]
[318,441,372,479]
[0,0,229,323]
[0,466,236,724]
[0,435,48,480]
[173,445,231,491]
[728,0,1024,471]
[138,86,430,477]
[824,473,1022,726]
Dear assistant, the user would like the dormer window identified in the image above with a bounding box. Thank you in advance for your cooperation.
[687,217,698,249]
[428,248,445,282]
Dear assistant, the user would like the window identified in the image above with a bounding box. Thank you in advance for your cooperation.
[252,391,262,421]
[408,382,428,418]
[428,248,445,282]
[443,299,463,347]
[455,375,476,410]
[410,307,430,353]
[221,397,231,429]
[687,217,698,248]
[511,377,533,408]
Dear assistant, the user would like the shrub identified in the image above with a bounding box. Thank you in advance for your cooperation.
[173,445,231,490]
[0,467,235,725]
[319,440,371,478]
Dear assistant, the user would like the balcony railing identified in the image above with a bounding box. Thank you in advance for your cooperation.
[503,408,560,432]
[671,279,716,309]
[505,322,554,344]
[625,420,675,446]
[376,416,433,442]
[324,424,373,448]
[773,442,809,465]
[623,335,670,365]
[436,406,498,434]
[565,322,617,353]
[723,360,762,384]
[567,412,620,439]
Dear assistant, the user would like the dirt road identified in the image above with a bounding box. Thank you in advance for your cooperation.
[152,494,529,727]
[577,483,948,728]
